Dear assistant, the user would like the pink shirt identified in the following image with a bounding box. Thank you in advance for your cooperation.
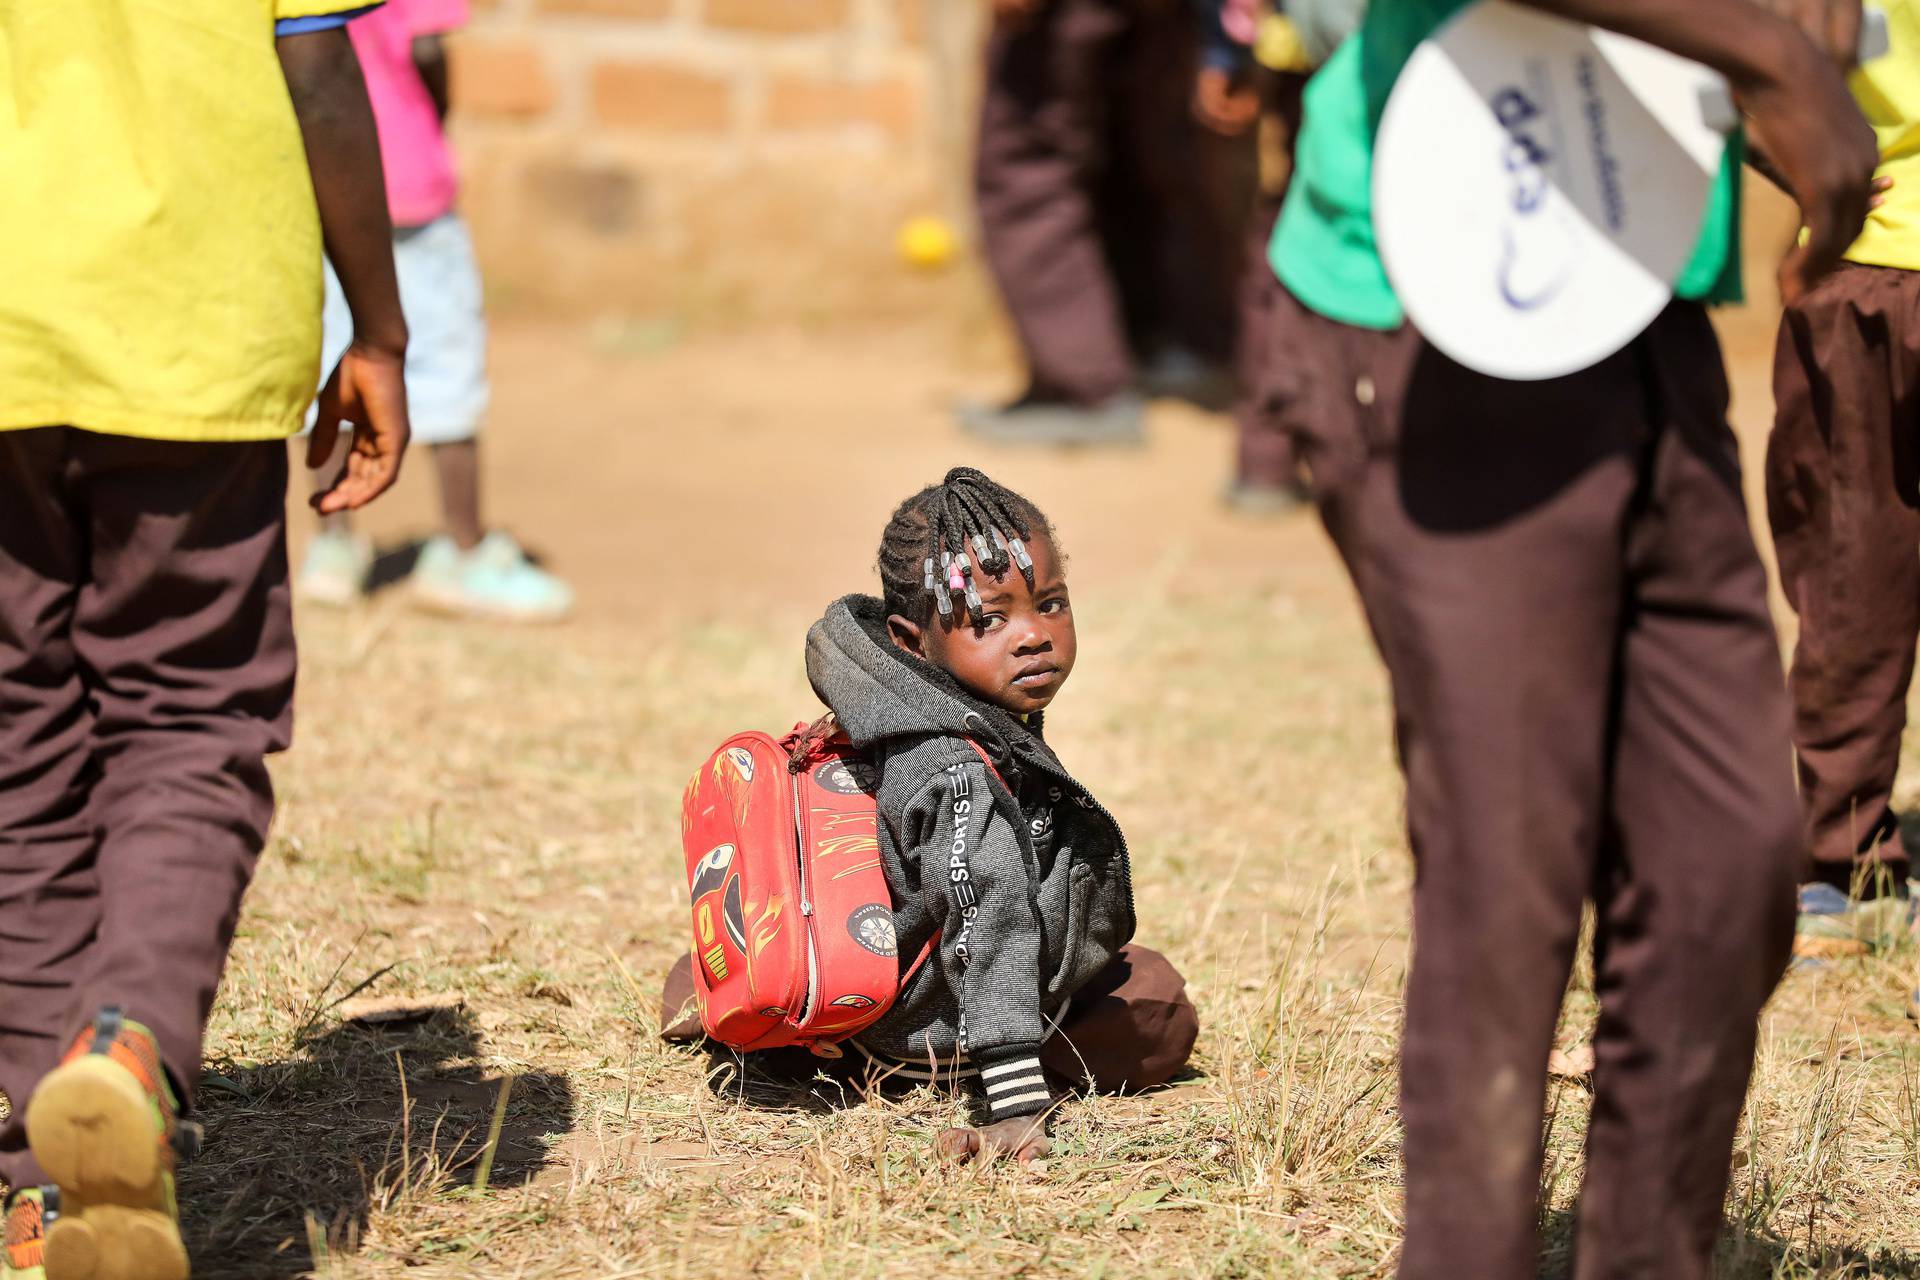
[349,0,469,227]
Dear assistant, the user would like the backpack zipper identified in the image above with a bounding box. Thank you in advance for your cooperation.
[792,774,820,1022]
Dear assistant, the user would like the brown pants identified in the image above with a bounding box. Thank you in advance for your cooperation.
[1233,71,1308,489]
[1277,294,1802,1279]
[1767,262,1920,893]
[662,943,1198,1096]
[1233,195,1298,488]
[975,0,1244,405]
[0,428,294,1190]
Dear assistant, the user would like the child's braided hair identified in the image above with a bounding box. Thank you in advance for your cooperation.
[877,467,1056,623]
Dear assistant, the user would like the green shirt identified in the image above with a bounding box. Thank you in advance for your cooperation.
[1270,0,1745,330]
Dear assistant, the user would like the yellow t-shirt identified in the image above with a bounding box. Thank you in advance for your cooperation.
[0,0,369,442]
[1850,0,1920,270]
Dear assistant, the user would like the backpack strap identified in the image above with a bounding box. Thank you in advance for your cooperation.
[780,712,1010,990]
[784,712,842,773]
[902,936,940,985]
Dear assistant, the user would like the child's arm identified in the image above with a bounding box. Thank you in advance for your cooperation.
[278,26,412,513]
[988,0,1046,28]
[1512,0,1876,306]
[412,33,451,122]
[906,760,1054,1165]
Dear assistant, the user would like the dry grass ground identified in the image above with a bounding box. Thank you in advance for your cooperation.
[181,315,1919,1278]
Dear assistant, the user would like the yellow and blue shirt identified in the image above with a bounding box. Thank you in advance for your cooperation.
[1847,0,1920,270]
[0,0,378,443]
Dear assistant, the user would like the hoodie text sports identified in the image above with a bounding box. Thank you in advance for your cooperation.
[804,595,1136,1122]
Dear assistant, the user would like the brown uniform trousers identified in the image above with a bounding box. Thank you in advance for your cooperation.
[975,0,1245,405]
[1767,262,1920,893]
[0,428,294,1192]
[1233,71,1309,490]
[1272,291,1803,1280]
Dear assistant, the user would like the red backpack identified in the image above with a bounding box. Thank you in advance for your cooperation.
[681,716,948,1052]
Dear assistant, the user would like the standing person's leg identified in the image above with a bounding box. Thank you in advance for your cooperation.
[407,215,489,557]
[432,440,483,552]
[966,0,1142,441]
[295,257,373,606]
[1230,200,1304,509]
[1115,0,1247,392]
[1229,73,1310,510]
[404,215,573,622]
[62,435,296,1113]
[1313,315,1652,1279]
[11,434,292,1277]
[1766,264,1920,902]
[1573,309,1803,1280]
[0,429,97,1195]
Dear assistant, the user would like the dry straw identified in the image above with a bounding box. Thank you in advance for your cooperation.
[181,589,1917,1278]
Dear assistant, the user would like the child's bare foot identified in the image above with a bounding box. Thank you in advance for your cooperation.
[936,1115,1050,1166]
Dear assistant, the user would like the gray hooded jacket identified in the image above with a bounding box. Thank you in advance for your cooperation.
[805,595,1135,1118]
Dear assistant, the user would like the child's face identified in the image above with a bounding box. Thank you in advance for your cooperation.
[888,531,1076,717]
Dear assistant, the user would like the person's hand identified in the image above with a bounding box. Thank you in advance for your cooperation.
[935,1114,1050,1166]
[1756,0,1864,67]
[310,343,411,514]
[1744,160,1887,208]
[1194,67,1260,136]
[1735,27,1879,305]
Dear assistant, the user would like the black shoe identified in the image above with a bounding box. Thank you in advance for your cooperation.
[1140,348,1237,412]
[957,392,1146,447]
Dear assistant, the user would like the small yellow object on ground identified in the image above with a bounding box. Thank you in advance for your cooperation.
[1255,14,1313,72]
[897,216,958,270]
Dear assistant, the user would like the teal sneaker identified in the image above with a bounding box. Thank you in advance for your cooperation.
[1223,477,1311,518]
[411,532,574,623]
[1794,881,1917,962]
[294,529,372,608]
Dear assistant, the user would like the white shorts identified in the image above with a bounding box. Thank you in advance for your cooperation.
[310,213,490,446]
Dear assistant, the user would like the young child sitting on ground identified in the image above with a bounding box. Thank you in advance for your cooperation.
[664,467,1197,1164]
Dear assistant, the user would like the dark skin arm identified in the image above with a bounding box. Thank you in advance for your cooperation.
[278,27,412,513]
[412,33,451,123]
[990,0,1047,29]
[1742,0,1890,208]
[1194,66,1260,137]
[1754,0,1863,65]
[1748,142,1890,209]
[1511,0,1877,306]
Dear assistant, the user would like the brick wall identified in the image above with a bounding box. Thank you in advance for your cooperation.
[446,0,982,319]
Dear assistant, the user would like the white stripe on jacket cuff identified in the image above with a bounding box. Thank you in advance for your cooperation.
[980,1054,1050,1119]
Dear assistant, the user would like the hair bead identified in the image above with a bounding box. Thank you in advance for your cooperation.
[874,468,1056,624]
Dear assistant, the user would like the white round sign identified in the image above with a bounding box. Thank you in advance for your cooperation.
[1373,1,1729,381]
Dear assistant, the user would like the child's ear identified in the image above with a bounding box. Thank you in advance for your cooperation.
[887,614,927,658]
